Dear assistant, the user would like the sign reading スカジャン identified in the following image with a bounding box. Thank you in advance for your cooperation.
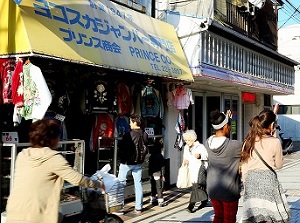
[0,0,193,82]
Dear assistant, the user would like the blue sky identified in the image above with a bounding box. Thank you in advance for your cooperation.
[278,0,300,28]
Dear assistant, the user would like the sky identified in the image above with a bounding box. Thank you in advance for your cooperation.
[278,0,300,29]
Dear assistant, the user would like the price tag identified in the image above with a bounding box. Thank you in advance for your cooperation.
[2,132,19,143]
[145,128,154,136]
[54,114,66,122]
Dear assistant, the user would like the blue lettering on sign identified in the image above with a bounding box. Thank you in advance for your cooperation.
[129,46,183,75]
[31,0,177,55]
[129,46,160,62]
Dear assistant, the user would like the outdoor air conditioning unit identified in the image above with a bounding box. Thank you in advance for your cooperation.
[248,0,266,9]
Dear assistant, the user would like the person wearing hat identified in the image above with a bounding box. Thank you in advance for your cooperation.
[204,110,243,223]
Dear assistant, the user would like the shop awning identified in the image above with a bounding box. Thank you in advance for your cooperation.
[0,0,193,82]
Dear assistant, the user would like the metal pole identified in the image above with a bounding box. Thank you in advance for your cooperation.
[151,0,155,18]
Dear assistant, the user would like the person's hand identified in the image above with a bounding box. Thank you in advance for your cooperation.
[194,153,200,159]
[183,159,189,165]
[161,175,165,182]
[97,179,105,193]
[226,110,232,119]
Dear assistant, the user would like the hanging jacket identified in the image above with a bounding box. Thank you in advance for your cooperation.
[173,86,194,110]
[117,82,133,115]
[134,86,164,118]
[21,63,52,121]
[90,113,114,152]
[11,59,24,107]
[0,58,16,104]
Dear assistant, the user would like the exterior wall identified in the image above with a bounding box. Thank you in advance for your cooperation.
[243,93,265,138]
[274,24,300,141]
[164,104,183,185]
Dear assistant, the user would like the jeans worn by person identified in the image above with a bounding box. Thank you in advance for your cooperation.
[118,163,143,211]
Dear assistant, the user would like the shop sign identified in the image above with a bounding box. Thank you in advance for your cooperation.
[242,92,256,104]
[1,0,193,82]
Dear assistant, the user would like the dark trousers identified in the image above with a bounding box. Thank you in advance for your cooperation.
[150,177,163,198]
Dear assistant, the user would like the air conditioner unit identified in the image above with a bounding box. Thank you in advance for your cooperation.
[248,0,266,9]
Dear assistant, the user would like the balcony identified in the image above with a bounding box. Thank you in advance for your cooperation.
[214,1,278,50]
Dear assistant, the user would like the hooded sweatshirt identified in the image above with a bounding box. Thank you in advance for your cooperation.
[6,147,101,223]
[204,136,242,201]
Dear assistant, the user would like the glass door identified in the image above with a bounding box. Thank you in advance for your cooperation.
[225,95,238,140]
[206,96,221,138]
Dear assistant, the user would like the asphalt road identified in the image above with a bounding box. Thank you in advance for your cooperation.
[283,141,300,165]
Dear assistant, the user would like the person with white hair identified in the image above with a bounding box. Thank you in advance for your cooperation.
[182,129,208,213]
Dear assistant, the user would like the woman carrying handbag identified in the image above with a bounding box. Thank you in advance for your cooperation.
[182,130,208,213]
[241,110,291,222]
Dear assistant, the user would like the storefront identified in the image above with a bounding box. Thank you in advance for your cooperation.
[0,0,193,217]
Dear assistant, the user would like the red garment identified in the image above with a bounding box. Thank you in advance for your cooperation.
[91,113,114,151]
[11,59,24,107]
[0,58,16,104]
[117,82,132,115]
[210,199,239,223]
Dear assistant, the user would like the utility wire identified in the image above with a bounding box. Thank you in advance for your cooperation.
[278,1,300,29]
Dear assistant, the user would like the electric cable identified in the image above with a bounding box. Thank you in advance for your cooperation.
[278,1,300,29]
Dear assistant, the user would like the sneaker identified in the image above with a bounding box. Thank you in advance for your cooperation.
[158,202,167,207]
[149,196,157,204]
[134,209,142,214]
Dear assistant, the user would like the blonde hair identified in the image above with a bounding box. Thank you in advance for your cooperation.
[183,130,197,142]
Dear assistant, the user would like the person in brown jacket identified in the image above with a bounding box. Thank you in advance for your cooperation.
[6,119,104,223]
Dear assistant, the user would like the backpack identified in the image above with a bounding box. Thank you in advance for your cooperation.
[130,131,148,164]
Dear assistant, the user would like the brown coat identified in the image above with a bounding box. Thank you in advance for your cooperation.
[6,147,101,223]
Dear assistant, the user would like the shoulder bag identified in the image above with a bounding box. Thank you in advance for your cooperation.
[197,160,207,187]
[254,148,291,222]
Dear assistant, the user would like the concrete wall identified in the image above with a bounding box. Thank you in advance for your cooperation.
[274,25,300,141]
[164,102,183,185]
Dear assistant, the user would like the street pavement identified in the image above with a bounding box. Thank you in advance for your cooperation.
[120,143,300,223]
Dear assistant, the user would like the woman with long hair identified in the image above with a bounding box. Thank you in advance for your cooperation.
[205,110,242,223]
[241,110,290,222]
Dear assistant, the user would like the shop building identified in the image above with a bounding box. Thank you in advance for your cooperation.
[155,0,299,183]
[0,0,193,216]
[274,24,300,141]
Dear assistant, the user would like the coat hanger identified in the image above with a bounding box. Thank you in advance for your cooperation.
[24,57,31,65]
[145,78,155,87]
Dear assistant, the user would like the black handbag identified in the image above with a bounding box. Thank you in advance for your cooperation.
[197,161,207,186]
[188,183,208,213]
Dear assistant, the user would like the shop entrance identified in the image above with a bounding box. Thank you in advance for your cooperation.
[206,96,221,139]
[188,93,240,142]
[188,95,204,143]
[224,95,239,140]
